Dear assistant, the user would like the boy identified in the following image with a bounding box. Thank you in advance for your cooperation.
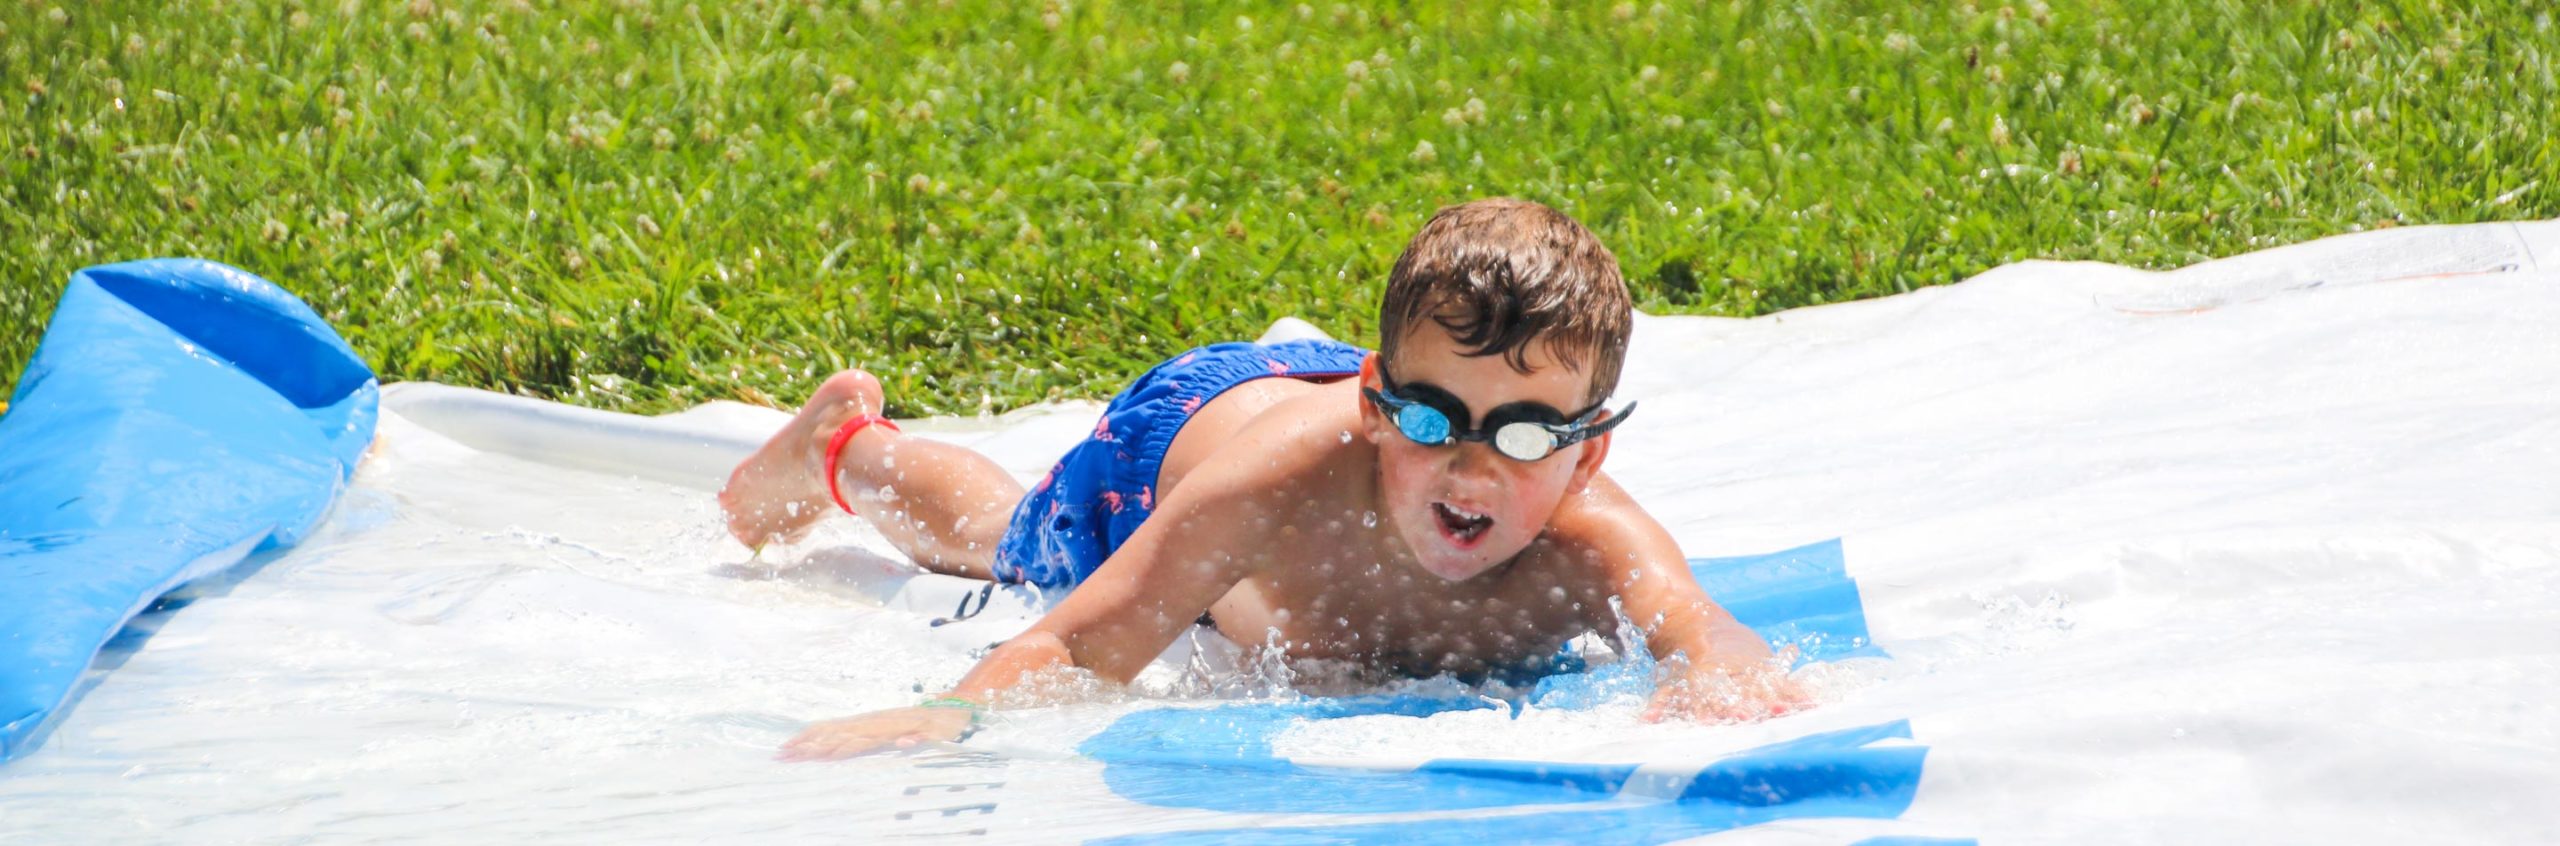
[720,198,1806,761]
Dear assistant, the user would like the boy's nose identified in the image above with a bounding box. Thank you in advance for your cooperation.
[1441,439,1506,480]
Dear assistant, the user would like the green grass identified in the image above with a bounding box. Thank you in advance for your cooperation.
[2,0,2553,416]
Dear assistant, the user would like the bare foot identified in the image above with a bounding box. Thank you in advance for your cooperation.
[718,370,888,548]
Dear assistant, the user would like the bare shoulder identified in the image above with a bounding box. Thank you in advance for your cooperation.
[1147,383,1374,554]
[1183,382,1370,492]
[1518,473,1690,618]
[1541,472,1675,563]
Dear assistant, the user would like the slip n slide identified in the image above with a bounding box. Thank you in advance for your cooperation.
[4,220,2558,843]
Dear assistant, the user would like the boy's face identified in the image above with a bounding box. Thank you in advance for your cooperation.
[1360,326,1613,582]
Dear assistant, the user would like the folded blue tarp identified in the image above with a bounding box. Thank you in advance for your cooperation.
[0,259,375,761]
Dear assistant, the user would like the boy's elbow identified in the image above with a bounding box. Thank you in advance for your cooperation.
[999,630,1074,664]
[1011,626,1144,680]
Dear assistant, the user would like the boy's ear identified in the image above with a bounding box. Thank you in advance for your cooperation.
[1566,413,1613,493]
[1356,352,1389,442]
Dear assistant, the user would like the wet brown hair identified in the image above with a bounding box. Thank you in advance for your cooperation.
[1377,198,1633,406]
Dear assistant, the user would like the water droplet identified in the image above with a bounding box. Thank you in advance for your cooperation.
[1338,429,1353,443]
[1361,510,1377,528]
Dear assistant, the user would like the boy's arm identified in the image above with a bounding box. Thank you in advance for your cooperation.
[953,479,1264,693]
[1568,477,1809,723]
[780,463,1275,761]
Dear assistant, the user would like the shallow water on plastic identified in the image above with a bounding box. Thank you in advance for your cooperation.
[4,262,2560,843]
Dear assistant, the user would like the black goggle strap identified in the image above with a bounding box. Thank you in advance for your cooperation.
[1546,400,1635,448]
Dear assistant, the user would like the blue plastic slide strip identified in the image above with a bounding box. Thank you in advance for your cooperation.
[1531,538,1880,709]
[1089,719,1926,846]
[1083,538,1938,844]
[0,259,376,762]
[1689,538,1885,665]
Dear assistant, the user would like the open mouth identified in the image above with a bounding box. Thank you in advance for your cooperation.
[1431,501,1494,546]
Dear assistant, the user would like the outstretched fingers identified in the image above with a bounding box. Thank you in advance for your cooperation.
[776,707,977,762]
[1643,665,1812,724]
[776,722,896,762]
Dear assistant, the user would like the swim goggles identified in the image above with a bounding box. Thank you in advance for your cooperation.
[1362,369,1635,461]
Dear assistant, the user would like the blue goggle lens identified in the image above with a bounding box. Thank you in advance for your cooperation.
[1395,404,1451,445]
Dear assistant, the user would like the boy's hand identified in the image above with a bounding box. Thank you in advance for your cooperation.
[1642,661,1813,724]
[777,706,977,762]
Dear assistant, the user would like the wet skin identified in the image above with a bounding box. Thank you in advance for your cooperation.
[1158,377,1614,680]
[1067,329,1747,680]
[773,330,1798,760]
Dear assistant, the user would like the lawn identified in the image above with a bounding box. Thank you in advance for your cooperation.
[2,0,2552,415]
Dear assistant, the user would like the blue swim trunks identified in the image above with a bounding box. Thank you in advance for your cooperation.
[990,339,1371,588]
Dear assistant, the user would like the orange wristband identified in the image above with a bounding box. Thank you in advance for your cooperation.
[823,413,899,515]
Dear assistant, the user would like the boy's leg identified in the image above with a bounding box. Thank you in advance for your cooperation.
[719,370,1022,580]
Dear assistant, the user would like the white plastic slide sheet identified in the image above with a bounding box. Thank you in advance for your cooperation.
[2,220,2556,843]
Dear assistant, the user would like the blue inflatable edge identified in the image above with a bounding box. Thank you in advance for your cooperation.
[0,259,376,762]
